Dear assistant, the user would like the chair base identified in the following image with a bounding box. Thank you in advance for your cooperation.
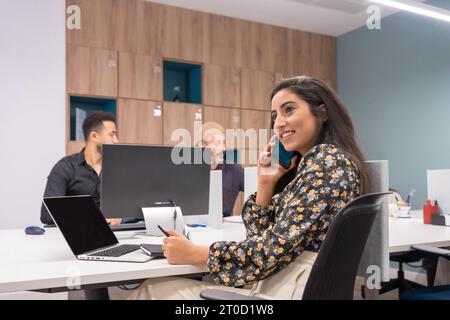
[379,277,425,295]
[400,285,450,300]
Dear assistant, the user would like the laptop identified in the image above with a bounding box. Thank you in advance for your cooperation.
[43,195,152,263]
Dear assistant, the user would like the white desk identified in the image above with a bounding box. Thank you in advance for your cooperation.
[0,223,246,294]
[389,211,450,253]
[2,214,450,295]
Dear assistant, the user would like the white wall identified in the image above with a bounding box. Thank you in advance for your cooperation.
[0,0,66,230]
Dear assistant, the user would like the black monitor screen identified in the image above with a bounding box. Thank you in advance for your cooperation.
[101,145,211,218]
[43,196,118,256]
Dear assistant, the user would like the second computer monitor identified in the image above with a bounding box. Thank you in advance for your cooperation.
[101,144,211,218]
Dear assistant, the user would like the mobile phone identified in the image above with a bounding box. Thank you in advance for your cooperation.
[272,137,295,169]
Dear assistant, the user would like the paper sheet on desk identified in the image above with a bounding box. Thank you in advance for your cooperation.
[185,227,224,245]
[223,216,243,223]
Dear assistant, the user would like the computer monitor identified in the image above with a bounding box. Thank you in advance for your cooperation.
[100,144,211,218]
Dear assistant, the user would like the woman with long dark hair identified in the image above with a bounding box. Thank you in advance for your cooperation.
[128,76,369,300]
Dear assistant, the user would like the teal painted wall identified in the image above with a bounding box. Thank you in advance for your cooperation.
[337,0,450,209]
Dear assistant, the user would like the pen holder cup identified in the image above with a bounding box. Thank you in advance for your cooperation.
[396,206,411,217]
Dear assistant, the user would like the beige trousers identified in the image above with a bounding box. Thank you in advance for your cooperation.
[127,251,318,300]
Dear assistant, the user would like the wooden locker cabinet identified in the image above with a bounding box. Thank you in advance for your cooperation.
[163,102,203,146]
[286,29,336,82]
[310,33,336,82]
[67,45,118,97]
[118,52,162,101]
[203,106,240,130]
[203,64,241,108]
[243,21,288,73]
[208,14,245,67]
[117,99,163,145]
[114,0,164,56]
[162,6,210,63]
[241,69,275,111]
[67,0,116,50]
[240,109,271,151]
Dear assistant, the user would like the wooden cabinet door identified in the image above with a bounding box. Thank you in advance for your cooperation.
[208,15,245,67]
[286,29,310,76]
[243,22,288,73]
[117,99,163,145]
[203,106,240,130]
[203,64,240,108]
[240,109,271,151]
[67,45,118,97]
[67,0,116,49]
[114,0,163,56]
[310,33,336,82]
[287,29,336,82]
[163,103,203,146]
[119,52,162,100]
[241,69,275,111]
[162,6,210,62]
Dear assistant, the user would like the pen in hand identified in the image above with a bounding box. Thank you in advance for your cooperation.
[157,224,170,237]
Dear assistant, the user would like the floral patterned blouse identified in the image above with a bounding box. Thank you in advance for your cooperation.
[207,144,361,287]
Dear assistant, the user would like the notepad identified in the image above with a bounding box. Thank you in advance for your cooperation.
[223,216,243,223]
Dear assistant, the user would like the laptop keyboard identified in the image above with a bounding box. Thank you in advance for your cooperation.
[89,244,141,257]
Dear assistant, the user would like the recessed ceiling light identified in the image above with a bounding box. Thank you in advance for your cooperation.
[369,0,450,23]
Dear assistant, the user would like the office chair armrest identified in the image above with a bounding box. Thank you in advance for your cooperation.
[200,289,265,300]
[411,244,450,258]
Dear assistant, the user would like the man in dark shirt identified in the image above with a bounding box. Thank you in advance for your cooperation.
[197,122,244,217]
[40,111,120,225]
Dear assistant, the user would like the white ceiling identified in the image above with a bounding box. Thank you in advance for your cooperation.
[147,0,428,36]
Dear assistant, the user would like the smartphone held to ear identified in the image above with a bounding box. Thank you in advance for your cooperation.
[271,138,295,169]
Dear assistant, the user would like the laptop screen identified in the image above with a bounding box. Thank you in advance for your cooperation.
[43,196,118,256]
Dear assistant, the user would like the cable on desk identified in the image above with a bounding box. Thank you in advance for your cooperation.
[118,283,142,290]
[405,260,433,268]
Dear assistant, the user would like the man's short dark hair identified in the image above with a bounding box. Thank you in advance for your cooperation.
[82,111,116,141]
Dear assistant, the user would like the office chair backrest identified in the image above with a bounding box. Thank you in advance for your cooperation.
[302,192,390,300]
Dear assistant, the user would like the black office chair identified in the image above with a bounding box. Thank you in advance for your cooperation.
[200,192,390,300]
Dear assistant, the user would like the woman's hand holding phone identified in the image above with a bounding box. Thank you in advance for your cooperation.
[256,136,297,206]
